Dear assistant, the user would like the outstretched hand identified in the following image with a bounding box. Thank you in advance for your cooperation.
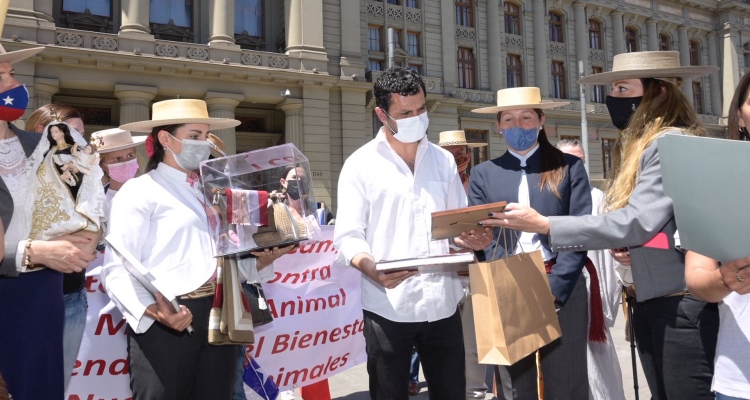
[478,203,550,235]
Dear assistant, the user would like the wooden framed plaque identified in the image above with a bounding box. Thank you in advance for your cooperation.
[431,201,507,240]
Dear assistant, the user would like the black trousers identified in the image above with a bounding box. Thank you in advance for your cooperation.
[127,296,239,400]
[363,309,465,400]
[496,274,589,400]
[632,293,719,400]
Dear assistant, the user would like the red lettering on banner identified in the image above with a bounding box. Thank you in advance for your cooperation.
[329,327,342,342]
[267,287,347,319]
[110,359,129,375]
[85,276,98,293]
[84,359,106,376]
[288,240,337,255]
[247,336,265,358]
[95,313,127,335]
[271,352,352,387]
[270,319,363,355]
[267,264,331,285]
[72,358,129,377]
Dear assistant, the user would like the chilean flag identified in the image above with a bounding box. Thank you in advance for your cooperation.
[0,85,28,122]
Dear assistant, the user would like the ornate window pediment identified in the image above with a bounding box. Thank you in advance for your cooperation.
[151,19,193,42]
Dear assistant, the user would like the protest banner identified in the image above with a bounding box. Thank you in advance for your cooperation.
[66,227,365,399]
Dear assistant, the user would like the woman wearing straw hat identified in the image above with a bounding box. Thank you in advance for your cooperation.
[100,99,245,398]
[481,51,721,399]
[91,127,147,201]
[470,86,593,400]
[0,39,98,400]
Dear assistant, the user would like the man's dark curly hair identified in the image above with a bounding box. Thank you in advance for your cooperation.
[374,67,426,112]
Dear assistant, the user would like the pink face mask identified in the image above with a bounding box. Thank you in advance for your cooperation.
[107,159,139,183]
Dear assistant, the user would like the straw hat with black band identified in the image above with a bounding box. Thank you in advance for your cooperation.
[472,87,569,114]
[120,99,240,132]
[577,51,718,85]
[438,130,488,148]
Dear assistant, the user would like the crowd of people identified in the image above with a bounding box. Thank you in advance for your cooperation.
[0,34,749,400]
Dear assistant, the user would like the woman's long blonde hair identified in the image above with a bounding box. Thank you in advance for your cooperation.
[605,78,706,211]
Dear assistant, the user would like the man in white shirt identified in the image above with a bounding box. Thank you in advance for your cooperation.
[334,67,491,400]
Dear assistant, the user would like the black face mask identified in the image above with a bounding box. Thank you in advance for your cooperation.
[605,95,643,130]
[285,180,301,201]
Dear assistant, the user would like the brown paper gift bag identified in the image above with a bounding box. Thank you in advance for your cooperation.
[470,249,562,366]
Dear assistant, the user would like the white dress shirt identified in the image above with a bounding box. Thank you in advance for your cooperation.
[334,129,467,323]
[509,145,556,261]
[101,163,219,333]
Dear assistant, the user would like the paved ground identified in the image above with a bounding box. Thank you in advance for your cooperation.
[330,304,651,400]
[288,301,651,399]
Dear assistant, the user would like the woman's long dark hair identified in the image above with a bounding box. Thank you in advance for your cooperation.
[47,123,75,150]
[498,109,567,199]
[728,70,750,141]
[146,124,184,172]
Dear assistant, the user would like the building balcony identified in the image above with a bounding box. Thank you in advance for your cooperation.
[450,88,495,104]
[54,28,289,70]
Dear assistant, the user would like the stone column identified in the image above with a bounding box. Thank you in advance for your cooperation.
[706,32,722,117]
[532,0,548,97]
[722,23,740,121]
[280,99,303,150]
[205,92,244,155]
[677,26,694,106]
[487,0,503,91]
[440,0,458,92]
[32,78,59,110]
[646,19,658,51]
[339,0,365,78]
[573,2,588,90]
[611,11,625,56]
[208,0,235,46]
[119,0,151,35]
[285,0,328,72]
[114,85,157,125]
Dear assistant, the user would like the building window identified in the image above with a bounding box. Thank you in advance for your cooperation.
[551,61,566,99]
[625,27,638,52]
[457,47,476,89]
[368,26,383,52]
[455,0,473,27]
[507,54,523,88]
[659,33,671,51]
[62,0,111,17]
[236,116,267,133]
[368,60,383,71]
[591,66,604,103]
[602,138,615,179]
[77,106,112,126]
[393,28,402,49]
[549,11,564,43]
[465,129,489,167]
[693,81,703,114]
[407,32,420,57]
[589,19,601,49]
[406,0,419,8]
[504,2,521,35]
[387,0,400,4]
[408,64,421,74]
[690,40,700,66]
[235,0,263,36]
[150,0,192,28]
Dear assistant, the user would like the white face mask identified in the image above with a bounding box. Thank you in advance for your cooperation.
[384,111,429,143]
[166,134,212,171]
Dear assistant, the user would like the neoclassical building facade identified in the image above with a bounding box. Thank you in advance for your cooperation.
[3,0,750,208]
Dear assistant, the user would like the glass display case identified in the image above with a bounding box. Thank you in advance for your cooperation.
[199,143,320,257]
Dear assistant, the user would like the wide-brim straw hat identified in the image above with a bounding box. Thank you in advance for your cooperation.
[438,130,487,148]
[90,128,146,153]
[578,51,718,85]
[120,99,241,132]
[472,87,569,114]
[207,133,227,158]
[0,4,45,65]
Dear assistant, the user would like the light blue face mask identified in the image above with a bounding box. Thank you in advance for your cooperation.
[502,127,539,151]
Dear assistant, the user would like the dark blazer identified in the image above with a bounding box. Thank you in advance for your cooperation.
[1,124,43,278]
[549,132,687,301]
[468,148,592,304]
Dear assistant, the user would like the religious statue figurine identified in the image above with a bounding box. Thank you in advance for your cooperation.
[30,121,107,254]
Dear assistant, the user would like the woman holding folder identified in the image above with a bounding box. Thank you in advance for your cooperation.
[480,51,720,400]
[683,70,750,400]
[468,86,592,400]
[101,99,245,398]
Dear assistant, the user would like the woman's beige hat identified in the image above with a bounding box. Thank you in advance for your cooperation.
[120,99,241,132]
[0,3,44,65]
[472,87,569,114]
[438,130,487,148]
[90,128,146,153]
[578,51,718,85]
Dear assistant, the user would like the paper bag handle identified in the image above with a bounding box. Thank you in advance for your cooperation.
[489,227,525,260]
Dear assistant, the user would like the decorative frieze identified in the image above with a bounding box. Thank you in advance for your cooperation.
[155,43,178,57]
[549,43,567,55]
[504,34,524,48]
[92,37,117,51]
[367,2,384,17]
[269,56,289,69]
[241,53,262,66]
[187,47,209,61]
[57,32,83,47]
[456,27,476,40]
[450,90,495,104]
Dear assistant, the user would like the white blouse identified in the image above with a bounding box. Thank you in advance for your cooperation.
[102,163,224,333]
[1,134,48,272]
